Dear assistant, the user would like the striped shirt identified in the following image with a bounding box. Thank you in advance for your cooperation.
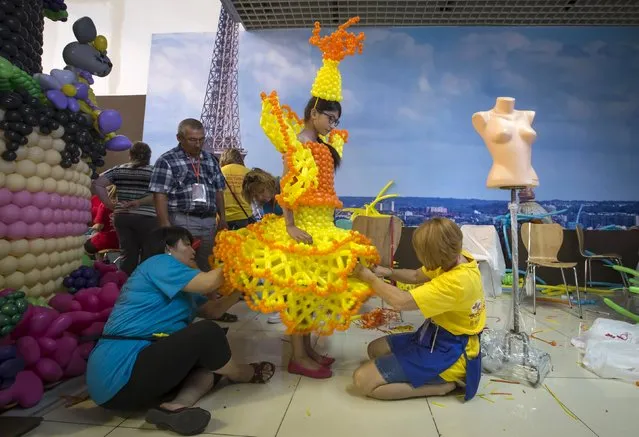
[102,163,156,217]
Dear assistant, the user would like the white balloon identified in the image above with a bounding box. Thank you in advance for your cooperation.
[51,138,66,151]
[38,135,53,150]
[44,149,62,166]
[17,253,37,273]
[0,172,5,188]
[26,131,40,147]
[0,137,5,153]
[5,271,25,290]
[29,283,44,297]
[0,239,10,258]
[27,147,45,164]
[42,177,57,192]
[51,126,65,139]
[44,239,56,253]
[9,239,29,257]
[40,266,53,282]
[35,253,50,269]
[24,269,41,286]
[51,264,62,279]
[5,173,26,191]
[51,165,65,180]
[57,180,70,195]
[15,146,28,161]
[0,158,16,174]
[28,238,47,255]
[35,162,52,178]
[49,251,61,266]
[44,280,56,295]
[0,255,18,275]
[26,176,44,193]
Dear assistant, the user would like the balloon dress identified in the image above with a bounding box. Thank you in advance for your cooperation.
[212,17,380,335]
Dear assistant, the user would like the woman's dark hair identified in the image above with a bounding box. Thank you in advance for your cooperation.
[129,141,152,168]
[303,97,342,169]
[142,226,194,261]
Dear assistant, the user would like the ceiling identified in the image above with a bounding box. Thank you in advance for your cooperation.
[220,0,639,29]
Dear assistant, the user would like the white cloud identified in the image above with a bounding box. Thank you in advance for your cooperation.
[460,31,562,62]
[440,73,472,95]
[342,88,362,114]
[418,74,432,92]
[365,29,434,68]
[244,49,317,91]
[565,96,594,120]
[398,106,421,121]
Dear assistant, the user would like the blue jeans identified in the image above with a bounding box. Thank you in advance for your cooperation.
[374,333,446,385]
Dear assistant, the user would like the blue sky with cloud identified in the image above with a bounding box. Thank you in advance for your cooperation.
[144,26,639,201]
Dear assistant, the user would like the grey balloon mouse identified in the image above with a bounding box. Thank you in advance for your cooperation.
[62,17,113,77]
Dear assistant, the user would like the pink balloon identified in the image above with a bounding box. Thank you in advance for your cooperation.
[52,209,64,223]
[63,349,87,378]
[70,301,82,311]
[16,337,40,366]
[34,358,63,382]
[77,342,95,360]
[70,210,80,222]
[0,204,21,225]
[7,221,28,240]
[96,307,112,323]
[32,192,50,208]
[10,305,35,339]
[60,196,70,209]
[64,223,73,234]
[68,311,98,333]
[37,337,57,356]
[12,191,32,208]
[75,291,100,313]
[55,223,66,236]
[49,294,76,313]
[68,197,78,209]
[62,209,72,221]
[22,205,41,224]
[81,321,105,338]
[49,193,61,209]
[0,188,12,206]
[52,336,78,368]
[0,370,44,408]
[39,208,53,224]
[0,222,6,239]
[44,314,73,339]
[98,283,120,309]
[27,222,44,239]
[28,310,59,337]
[43,223,57,238]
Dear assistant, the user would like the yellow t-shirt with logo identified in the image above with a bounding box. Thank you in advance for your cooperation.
[408,250,486,383]
[221,164,251,222]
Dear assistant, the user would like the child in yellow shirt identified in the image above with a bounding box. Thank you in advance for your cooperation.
[352,217,485,401]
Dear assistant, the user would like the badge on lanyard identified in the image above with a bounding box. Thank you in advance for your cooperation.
[189,157,208,204]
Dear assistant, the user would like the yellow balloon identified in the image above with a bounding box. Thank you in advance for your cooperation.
[61,84,77,97]
[94,35,108,52]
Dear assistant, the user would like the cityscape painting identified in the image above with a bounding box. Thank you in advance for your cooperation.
[144,26,639,230]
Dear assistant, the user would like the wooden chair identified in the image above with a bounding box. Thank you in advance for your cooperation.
[575,224,629,293]
[521,223,583,318]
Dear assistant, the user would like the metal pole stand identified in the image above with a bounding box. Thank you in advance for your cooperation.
[495,188,551,386]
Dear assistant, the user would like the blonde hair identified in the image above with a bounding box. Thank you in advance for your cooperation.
[219,148,244,167]
[242,168,277,202]
[411,217,463,271]
[107,185,117,202]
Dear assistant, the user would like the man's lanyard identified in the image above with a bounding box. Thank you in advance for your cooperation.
[189,156,201,183]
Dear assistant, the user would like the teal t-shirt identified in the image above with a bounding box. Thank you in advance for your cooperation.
[86,254,205,405]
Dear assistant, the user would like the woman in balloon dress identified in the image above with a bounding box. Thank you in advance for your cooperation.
[213,17,379,378]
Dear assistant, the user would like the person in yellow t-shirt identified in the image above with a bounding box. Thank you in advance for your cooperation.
[219,149,253,230]
[352,217,485,401]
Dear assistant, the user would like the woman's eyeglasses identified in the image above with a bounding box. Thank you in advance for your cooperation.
[320,111,340,127]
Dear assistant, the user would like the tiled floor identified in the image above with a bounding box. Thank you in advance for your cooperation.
[4,295,638,437]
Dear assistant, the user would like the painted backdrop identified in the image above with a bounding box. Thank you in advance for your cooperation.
[144,27,639,229]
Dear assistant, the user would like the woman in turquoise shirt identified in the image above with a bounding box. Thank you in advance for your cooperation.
[86,226,275,436]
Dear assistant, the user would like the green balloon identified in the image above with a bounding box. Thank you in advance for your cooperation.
[0,314,10,327]
[15,299,27,313]
[1,303,18,316]
[0,324,14,337]
[10,291,26,300]
[10,313,22,324]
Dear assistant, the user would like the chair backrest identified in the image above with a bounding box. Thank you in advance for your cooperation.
[521,223,564,262]
[575,224,587,256]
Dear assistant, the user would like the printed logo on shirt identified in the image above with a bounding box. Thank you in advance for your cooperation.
[469,299,485,328]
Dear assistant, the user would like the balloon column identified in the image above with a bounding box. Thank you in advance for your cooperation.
[0,262,125,409]
[1,6,131,298]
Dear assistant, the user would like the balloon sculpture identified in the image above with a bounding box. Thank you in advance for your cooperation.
[0,261,124,409]
[213,17,380,335]
[1,6,131,297]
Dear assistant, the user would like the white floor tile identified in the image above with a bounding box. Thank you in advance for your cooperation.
[44,398,129,426]
[24,422,113,437]
[276,370,438,437]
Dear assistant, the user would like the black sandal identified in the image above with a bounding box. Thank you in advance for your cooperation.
[214,312,238,323]
[145,406,211,436]
[249,361,276,384]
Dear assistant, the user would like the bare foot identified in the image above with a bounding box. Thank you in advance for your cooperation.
[159,402,189,411]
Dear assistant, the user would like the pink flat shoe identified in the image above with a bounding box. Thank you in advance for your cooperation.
[288,361,332,379]
[315,355,336,367]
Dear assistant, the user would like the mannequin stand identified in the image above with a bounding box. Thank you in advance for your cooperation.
[492,188,551,386]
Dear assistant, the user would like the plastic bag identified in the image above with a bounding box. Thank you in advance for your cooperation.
[481,328,552,386]
[571,318,639,381]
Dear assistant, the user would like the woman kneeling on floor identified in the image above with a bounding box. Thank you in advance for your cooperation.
[86,226,275,435]
[352,217,485,401]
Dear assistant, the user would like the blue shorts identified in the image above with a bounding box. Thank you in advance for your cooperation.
[374,333,446,385]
